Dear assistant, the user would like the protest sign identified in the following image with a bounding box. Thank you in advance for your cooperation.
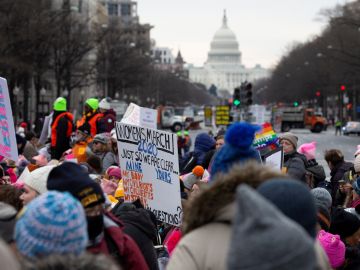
[263,147,283,171]
[115,122,182,226]
[0,78,18,161]
[121,102,157,129]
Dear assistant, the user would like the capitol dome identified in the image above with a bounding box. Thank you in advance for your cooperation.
[207,11,242,64]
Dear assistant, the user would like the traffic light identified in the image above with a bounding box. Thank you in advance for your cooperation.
[340,85,346,91]
[293,101,299,107]
[233,87,241,107]
[245,83,253,105]
[316,91,321,97]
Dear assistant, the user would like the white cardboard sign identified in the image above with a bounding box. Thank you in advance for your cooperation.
[121,102,157,129]
[115,122,182,226]
[0,78,18,161]
[264,147,283,171]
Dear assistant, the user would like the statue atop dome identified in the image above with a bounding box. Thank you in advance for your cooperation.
[223,9,228,27]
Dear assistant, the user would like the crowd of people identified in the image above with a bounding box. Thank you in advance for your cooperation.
[1,96,360,269]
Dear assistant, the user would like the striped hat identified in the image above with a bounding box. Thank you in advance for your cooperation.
[15,191,88,258]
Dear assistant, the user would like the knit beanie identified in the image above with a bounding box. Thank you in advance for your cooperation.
[210,122,261,180]
[227,185,316,270]
[182,165,204,190]
[257,178,317,238]
[279,132,298,149]
[0,202,17,243]
[107,166,122,180]
[47,162,105,208]
[99,98,110,110]
[298,141,316,160]
[354,154,360,173]
[330,208,360,239]
[53,97,67,112]
[317,230,345,268]
[24,165,55,195]
[93,133,109,145]
[85,98,99,110]
[15,191,88,258]
[311,187,332,210]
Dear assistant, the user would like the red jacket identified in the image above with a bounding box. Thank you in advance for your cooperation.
[87,212,149,270]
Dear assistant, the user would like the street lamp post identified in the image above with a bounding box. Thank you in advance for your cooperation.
[40,87,47,117]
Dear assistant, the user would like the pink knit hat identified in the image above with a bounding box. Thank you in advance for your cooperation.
[106,166,122,179]
[317,230,345,268]
[298,142,316,160]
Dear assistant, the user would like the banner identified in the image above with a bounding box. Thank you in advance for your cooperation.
[215,105,230,126]
[115,122,182,226]
[121,102,158,129]
[204,106,213,127]
[263,147,283,171]
[0,78,18,161]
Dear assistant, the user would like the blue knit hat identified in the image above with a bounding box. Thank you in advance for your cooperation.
[15,191,88,258]
[210,122,261,181]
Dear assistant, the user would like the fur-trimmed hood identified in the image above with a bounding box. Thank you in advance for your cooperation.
[182,162,285,235]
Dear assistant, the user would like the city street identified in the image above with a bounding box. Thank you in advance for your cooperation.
[188,126,360,178]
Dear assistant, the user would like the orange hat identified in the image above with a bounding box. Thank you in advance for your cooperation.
[192,165,205,177]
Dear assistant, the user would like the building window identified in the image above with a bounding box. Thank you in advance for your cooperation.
[108,3,118,16]
[164,51,167,56]
[121,3,131,16]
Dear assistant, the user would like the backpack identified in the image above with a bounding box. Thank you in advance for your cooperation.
[180,152,198,175]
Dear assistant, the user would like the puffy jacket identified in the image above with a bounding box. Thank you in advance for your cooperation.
[97,109,116,133]
[330,161,353,201]
[112,205,159,270]
[87,212,149,270]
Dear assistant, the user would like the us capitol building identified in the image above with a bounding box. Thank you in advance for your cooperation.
[188,11,270,96]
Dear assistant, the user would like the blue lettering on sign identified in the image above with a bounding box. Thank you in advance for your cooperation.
[126,160,143,173]
[155,168,171,184]
[138,140,158,157]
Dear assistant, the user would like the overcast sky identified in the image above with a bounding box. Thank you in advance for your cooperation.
[137,0,352,69]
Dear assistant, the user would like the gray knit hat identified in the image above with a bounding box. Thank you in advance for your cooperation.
[227,185,317,270]
[311,188,332,209]
[279,132,298,149]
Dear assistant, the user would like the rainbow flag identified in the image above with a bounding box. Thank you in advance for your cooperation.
[253,122,279,150]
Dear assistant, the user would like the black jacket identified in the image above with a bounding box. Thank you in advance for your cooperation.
[306,159,326,187]
[330,161,353,200]
[112,204,159,270]
[283,151,307,182]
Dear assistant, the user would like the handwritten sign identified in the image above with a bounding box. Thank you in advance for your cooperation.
[215,105,230,126]
[121,102,158,129]
[115,122,182,226]
[264,147,283,171]
[0,78,18,161]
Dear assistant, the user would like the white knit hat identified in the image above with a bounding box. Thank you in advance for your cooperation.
[99,98,110,110]
[354,154,360,173]
[24,165,56,194]
[354,145,360,157]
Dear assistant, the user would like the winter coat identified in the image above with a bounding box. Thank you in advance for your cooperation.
[93,151,118,173]
[330,161,353,200]
[306,159,326,187]
[97,109,116,134]
[112,206,159,270]
[87,212,149,270]
[180,133,215,174]
[283,151,307,182]
[167,202,235,270]
[22,141,38,161]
